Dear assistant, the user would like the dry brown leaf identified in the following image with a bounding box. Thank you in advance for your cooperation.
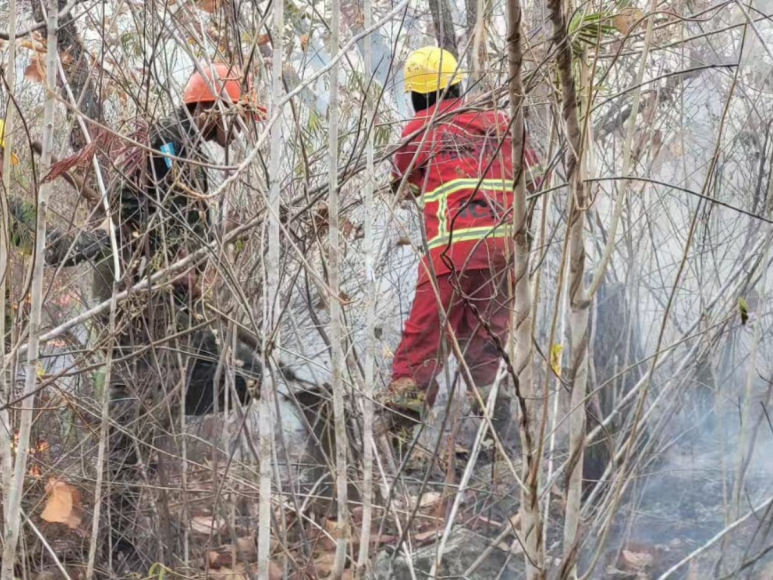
[413,527,441,543]
[313,552,336,577]
[614,7,644,35]
[300,34,310,52]
[190,514,225,535]
[309,527,337,552]
[208,537,257,568]
[257,34,271,46]
[25,55,46,84]
[208,566,248,580]
[621,549,654,570]
[40,478,82,529]
[405,492,442,511]
[197,0,220,13]
[209,563,281,580]
[396,236,412,247]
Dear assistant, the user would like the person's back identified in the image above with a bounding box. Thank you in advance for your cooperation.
[395,98,540,284]
[382,47,542,440]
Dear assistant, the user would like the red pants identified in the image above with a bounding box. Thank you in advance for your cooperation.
[392,268,512,395]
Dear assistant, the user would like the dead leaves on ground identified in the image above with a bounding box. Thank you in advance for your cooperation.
[208,563,282,580]
[190,514,226,535]
[40,478,82,530]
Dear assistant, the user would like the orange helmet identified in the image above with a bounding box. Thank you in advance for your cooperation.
[184,62,266,119]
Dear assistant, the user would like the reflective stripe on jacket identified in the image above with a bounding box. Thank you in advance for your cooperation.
[392,99,542,284]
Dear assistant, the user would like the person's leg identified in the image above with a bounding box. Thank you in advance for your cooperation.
[459,267,513,388]
[184,328,258,415]
[386,274,462,423]
[457,267,517,444]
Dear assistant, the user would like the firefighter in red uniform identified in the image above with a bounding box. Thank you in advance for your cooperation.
[382,47,541,432]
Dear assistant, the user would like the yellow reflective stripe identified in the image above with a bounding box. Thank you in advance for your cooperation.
[423,178,513,202]
[437,195,448,240]
[427,224,512,250]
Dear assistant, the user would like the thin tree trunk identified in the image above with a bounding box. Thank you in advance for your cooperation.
[328,0,350,573]
[85,293,116,580]
[258,1,284,577]
[545,0,590,566]
[355,0,376,574]
[506,0,543,576]
[0,0,18,521]
[429,0,458,57]
[468,0,486,85]
[31,0,102,150]
[1,3,58,578]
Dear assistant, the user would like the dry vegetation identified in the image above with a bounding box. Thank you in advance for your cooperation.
[2,0,773,578]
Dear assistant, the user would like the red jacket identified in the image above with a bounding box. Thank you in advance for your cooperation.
[392,98,541,286]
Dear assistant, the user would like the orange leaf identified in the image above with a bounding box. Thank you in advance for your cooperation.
[24,55,46,84]
[197,0,220,13]
[614,7,644,35]
[40,478,82,529]
[300,34,309,52]
[257,34,271,46]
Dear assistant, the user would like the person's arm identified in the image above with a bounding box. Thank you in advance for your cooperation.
[45,227,110,267]
[391,121,429,197]
[5,196,110,267]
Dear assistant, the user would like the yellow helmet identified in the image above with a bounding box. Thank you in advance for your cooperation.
[0,119,19,165]
[403,46,465,94]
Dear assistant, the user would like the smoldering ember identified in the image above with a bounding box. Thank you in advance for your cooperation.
[1,0,773,578]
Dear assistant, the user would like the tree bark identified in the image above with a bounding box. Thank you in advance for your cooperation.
[259,1,284,578]
[0,0,18,520]
[328,0,350,573]
[506,0,544,578]
[355,0,376,573]
[1,2,58,578]
[31,0,102,150]
[545,0,590,567]
[429,0,458,57]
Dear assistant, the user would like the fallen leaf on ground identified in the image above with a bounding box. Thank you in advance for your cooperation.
[413,527,441,543]
[190,514,225,535]
[40,478,82,529]
[312,552,336,577]
[404,492,442,512]
[209,563,281,580]
[621,548,654,570]
[208,537,257,568]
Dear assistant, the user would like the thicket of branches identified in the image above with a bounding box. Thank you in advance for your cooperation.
[2,0,773,578]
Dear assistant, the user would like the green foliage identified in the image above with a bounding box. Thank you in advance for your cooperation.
[739,297,749,325]
[147,562,171,580]
[568,10,617,55]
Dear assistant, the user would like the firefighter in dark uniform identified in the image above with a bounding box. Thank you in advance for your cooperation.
[38,62,266,565]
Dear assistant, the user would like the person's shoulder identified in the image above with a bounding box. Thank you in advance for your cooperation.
[150,109,192,147]
[402,115,427,137]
